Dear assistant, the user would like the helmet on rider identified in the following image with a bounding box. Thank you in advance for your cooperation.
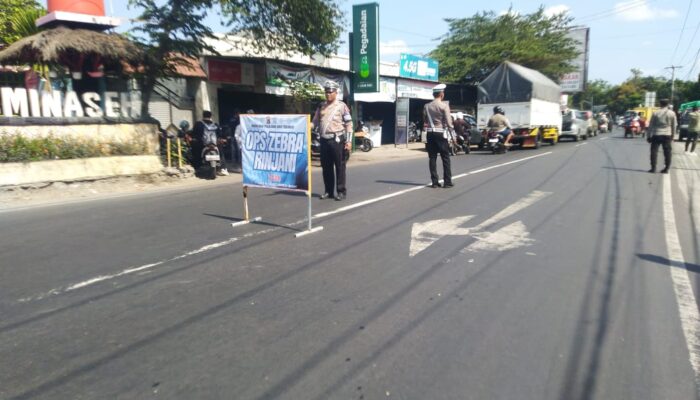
[493,106,504,115]
[456,112,463,120]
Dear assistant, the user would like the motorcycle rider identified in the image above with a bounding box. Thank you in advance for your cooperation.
[192,110,228,176]
[487,106,514,148]
[453,112,468,152]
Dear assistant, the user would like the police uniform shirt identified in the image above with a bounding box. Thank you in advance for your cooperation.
[649,107,677,137]
[423,100,453,132]
[313,99,352,138]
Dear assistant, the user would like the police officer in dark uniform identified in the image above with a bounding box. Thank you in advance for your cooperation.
[312,81,353,200]
[423,83,454,188]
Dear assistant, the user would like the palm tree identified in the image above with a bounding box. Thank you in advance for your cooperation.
[0,7,44,47]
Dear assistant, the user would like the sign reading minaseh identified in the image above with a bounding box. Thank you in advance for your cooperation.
[352,3,379,93]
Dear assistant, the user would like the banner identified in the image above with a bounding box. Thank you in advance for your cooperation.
[352,3,380,93]
[560,27,589,93]
[399,53,439,82]
[241,114,309,191]
[265,62,313,96]
[208,59,254,85]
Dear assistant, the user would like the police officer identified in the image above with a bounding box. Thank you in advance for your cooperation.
[647,99,677,173]
[312,81,353,200]
[423,83,453,188]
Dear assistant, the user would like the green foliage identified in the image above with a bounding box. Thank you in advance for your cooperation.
[289,80,325,111]
[575,69,700,115]
[0,0,44,46]
[430,7,579,83]
[0,133,150,163]
[127,0,344,117]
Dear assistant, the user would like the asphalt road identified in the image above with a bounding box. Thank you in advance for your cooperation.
[1,129,699,400]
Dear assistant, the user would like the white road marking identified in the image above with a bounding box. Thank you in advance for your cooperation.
[16,154,553,303]
[599,137,610,141]
[575,143,588,147]
[409,191,550,257]
[409,216,475,257]
[464,221,533,252]
[662,175,700,392]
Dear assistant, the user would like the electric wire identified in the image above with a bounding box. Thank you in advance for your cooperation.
[671,0,694,64]
[576,0,658,23]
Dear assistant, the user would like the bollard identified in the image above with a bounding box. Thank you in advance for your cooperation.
[166,138,172,168]
[177,138,183,169]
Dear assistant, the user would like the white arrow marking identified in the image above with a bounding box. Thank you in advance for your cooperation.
[409,191,550,257]
[409,215,475,257]
[463,221,533,252]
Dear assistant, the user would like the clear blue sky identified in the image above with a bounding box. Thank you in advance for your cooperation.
[101,0,700,85]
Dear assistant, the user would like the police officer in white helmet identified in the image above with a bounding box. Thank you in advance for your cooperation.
[312,81,353,200]
[423,83,453,188]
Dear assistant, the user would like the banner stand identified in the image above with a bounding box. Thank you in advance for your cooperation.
[231,186,261,228]
[295,115,323,238]
[295,191,323,238]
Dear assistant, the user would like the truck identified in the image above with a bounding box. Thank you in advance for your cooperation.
[477,61,561,148]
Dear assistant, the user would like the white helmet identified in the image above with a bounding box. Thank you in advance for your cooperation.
[456,112,464,120]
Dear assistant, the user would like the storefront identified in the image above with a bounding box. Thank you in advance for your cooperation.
[354,77,396,147]
[396,79,435,140]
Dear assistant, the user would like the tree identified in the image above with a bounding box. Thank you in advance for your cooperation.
[128,0,344,118]
[0,0,43,47]
[430,7,579,84]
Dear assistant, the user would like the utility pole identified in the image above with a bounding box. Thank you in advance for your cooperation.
[665,65,683,106]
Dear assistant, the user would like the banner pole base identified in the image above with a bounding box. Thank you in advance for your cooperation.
[231,216,262,228]
[294,226,323,238]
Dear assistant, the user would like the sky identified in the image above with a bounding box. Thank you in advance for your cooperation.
[100,0,700,86]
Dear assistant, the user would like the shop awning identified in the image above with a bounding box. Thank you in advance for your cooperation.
[354,77,396,103]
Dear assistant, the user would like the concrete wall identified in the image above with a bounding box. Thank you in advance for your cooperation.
[0,155,163,186]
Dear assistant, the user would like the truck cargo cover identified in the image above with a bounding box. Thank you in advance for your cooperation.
[478,61,561,104]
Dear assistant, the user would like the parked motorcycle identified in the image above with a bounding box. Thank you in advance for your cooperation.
[354,124,373,152]
[408,122,421,143]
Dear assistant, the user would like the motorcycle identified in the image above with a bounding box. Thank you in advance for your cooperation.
[201,143,221,180]
[597,117,609,133]
[354,125,373,152]
[487,130,507,154]
[624,118,641,138]
[408,122,421,143]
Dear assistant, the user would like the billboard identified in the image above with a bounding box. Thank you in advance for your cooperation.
[352,3,379,93]
[560,27,590,93]
[399,53,439,82]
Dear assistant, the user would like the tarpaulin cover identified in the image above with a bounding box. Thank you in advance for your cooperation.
[478,61,561,104]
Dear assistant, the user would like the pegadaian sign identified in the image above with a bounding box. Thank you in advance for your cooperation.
[0,87,141,119]
[352,3,379,93]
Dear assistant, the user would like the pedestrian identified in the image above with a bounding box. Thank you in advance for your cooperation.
[685,106,700,153]
[647,99,677,174]
[423,83,453,188]
[312,81,352,200]
[192,110,228,175]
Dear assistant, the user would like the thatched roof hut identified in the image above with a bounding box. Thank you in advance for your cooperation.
[0,26,142,70]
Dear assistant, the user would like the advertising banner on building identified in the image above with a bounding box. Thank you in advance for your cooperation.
[397,79,435,100]
[265,62,313,96]
[399,54,439,82]
[352,3,380,93]
[240,114,309,191]
[354,77,396,102]
[207,59,254,85]
[560,27,590,93]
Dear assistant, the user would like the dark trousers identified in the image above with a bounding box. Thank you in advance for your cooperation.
[685,132,698,152]
[427,131,452,185]
[650,135,672,170]
[320,137,346,195]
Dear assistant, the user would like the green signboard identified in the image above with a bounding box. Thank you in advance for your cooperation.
[352,3,379,93]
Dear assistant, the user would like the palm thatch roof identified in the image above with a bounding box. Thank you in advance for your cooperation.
[0,26,142,68]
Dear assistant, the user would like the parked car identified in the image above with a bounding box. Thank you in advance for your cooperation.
[560,109,587,141]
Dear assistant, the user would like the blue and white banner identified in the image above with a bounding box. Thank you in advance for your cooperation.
[241,114,309,191]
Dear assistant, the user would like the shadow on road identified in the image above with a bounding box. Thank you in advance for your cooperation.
[203,213,302,231]
[637,253,700,274]
[601,166,650,173]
